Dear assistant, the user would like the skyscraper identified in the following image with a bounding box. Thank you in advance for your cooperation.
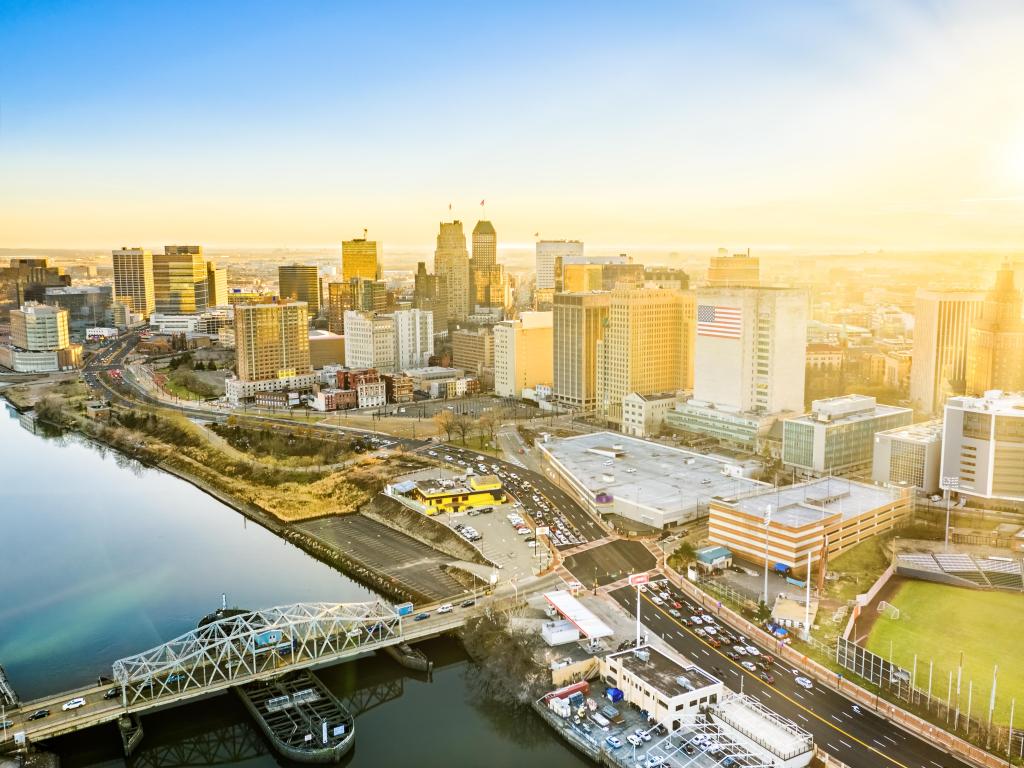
[112,247,155,316]
[469,220,504,315]
[206,262,228,307]
[413,262,448,338]
[553,291,610,410]
[278,264,321,316]
[706,249,759,287]
[595,287,696,424]
[909,290,986,414]
[471,220,496,266]
[342,234,382,282]
[535,240,583,290]
[227,301,314,403]
[392,308,434,370]
[434,221,470,323]
[326,278,388,334]
[965,263,1024,395]
[154,245,208,315]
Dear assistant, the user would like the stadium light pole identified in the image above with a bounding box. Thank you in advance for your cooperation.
[942,476,960,551]
[763,504,773,608]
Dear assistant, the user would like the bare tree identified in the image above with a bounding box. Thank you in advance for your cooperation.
[477,409,499,445]
[453,412,474,445]
[433,410,456,441]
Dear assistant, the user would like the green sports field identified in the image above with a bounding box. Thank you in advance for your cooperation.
[865,580,1024,725]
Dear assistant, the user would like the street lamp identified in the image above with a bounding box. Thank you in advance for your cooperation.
[942,476,960,552]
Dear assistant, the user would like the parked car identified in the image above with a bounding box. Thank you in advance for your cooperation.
[668,608,681,618]
[606,736,624,749]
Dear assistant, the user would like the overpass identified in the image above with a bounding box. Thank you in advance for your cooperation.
[0,600,466,752]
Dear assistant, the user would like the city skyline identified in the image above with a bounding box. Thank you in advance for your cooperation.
[4,1,1024,250]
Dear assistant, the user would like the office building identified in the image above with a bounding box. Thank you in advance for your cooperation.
[326,278,388,334]
[664,404,779,454]
[553,291,610,410]
[601,262,646,291]
[434,221,470,323]
[413,262,448,338]
[342,234,382,282]
[595,286,695,424]
[909,290,985,414]
[535,239,583,291]
[708,477,912,573]
[154,245,208,315]
[1,302,82,372]
[621,392,680,438]
[225,290,275,306]
[940,391,1024,504]
[1,258,71,319]
[278,264,321,317]
[43,286,113,340]
[643,266,690,291]
[494,311,553,398]
[707,250,759,287]
[112,248,155,316]
[392,308,434,370]
[694,286,807,414]
[781,395,912,476]
[344,311,397,373]
[470,222,506,316]
[562,263,603,292]
[965,264,1024,395]
[308,329,346,368]
[226,301,314,403]
[452,327,494,379]
[470,220,496,266]
[872,420,943,495]
[206,262,229,307]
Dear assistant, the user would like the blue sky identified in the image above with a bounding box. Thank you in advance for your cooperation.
[3,1,1024,250]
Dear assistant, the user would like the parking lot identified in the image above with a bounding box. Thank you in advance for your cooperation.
[447,503,545,580]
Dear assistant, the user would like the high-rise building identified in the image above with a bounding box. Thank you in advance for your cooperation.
[692,286,807,414]
[154,245,208,315]
[909,290,986,414]
[326,278,388,334]
[344,311,396,372]
[781,394,913,477]
[1,258,71,319]
[43,286,113,340]
[706,249,759,287]
[643,267,690,291]
[112,248,155,316]
[0,302,83,372]
[278,264,321,316]
[471,220,496,266]
[206,262,229,307]
[563,264,603,292]
[392,308,434,370]
[941,391,1024,504]
[872,420,943,495]
[594,287,696,425]
[342,234,382,282]
[602,263,647,291]
[434,221,470,323]
[965,264,1024,395]
[536,240,583,290]
[494,311,554,398]
[413,262,448,338]
[226,301,314,403]
[553,291,610,410]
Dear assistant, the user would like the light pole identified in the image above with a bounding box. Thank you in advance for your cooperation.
[763,504,773,607]
[942,476,960,551]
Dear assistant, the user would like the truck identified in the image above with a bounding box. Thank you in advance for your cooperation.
[395,602,414,617]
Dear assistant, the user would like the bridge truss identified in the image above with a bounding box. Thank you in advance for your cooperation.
[112,602,401,706]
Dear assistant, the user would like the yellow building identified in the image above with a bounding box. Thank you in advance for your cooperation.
[562,263,603,292]
[707,250,759,287]
[112,247,155,316]
[279,263,322,316]
[154,245,208,314]
[206,262,228,307]
[965,263,1024,395]
[494,311,553,397]
[342,235,382,282]
[553,291,610,409]
[409,474,505,514]
[595,287,695,424]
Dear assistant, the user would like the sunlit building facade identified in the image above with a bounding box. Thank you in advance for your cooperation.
[342,235,382,282]
[965,264,1024,396]
[154,245,208,315]
[227,301,314,403]
[112,247,155,316]
[553,291,609,410]
[909,289,985,415]
[494,311,553,398]
[434,221,470,322]
[278,264,321,317]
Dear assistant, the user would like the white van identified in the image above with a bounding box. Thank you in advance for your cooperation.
[437,603,454,614]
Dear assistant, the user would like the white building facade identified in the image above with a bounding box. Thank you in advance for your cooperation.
[941,391,1024,505]
[392,308,434,370]
[535,240,583,290]
[344,310,397,373]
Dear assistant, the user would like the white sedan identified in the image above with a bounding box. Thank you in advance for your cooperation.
[62,697,87,711]
[795,676,814,690]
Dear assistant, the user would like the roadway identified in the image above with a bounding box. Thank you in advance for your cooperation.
[611,578,971,768]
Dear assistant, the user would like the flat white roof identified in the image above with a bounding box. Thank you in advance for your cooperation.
[543,590,613,639]
[723,477,902,527]
[717,693,813,759]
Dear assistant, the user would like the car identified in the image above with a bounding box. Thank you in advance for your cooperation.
[733,645,748,655]
[668,608,681,618]
[0,720,13,730]
[460,599,476,608]
[760,672,775,685]
[741,661,757,672]
[637,583,647,592]
[437,603,454,614]
[62,697,87,711]
[634,727,652,742]
[795,676,814,689]
[744,645,759,656]
[695,628,707,637]
[700,614,714,624]
[706,637,721,648]
[166,673,185,685]
[626,734,642,747]
[689,615,703,625]
[28,709,50,721]
[658,591,670,600]
[606,736,624,749]
[103,686,122,700]
[651,596,663,605]
[413,612,430,621]
[671,600,682,609]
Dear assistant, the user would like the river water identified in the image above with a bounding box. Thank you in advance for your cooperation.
[0,403,589,767]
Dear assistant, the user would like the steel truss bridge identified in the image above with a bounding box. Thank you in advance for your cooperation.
[1,600,464,751]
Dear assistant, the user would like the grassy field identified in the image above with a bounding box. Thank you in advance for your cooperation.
[865,580,1024,725]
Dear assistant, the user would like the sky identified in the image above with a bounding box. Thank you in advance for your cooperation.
[3,0,1024,252]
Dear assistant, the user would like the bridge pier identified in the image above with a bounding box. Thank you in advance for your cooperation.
[118,714,144,757]
[383,643,433,674]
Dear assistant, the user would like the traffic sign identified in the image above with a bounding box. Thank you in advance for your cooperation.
[628,573,649,586]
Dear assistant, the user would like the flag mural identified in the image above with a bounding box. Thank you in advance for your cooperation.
[697,304,742,339]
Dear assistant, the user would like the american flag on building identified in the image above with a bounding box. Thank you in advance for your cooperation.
[697,304,742,339]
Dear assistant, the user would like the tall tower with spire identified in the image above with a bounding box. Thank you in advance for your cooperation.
[966,262,1024,394]
[434,221,470,323]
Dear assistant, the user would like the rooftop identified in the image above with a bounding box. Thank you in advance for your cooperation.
[607,646,720,699]
[947,391,1024,416]
[875,419,943,444]
[721,476,903,528]
[788,394,911,426]
[715,693,813,760]
[541,432,765,515]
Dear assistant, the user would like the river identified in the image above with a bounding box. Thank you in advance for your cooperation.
[0,403,590,767]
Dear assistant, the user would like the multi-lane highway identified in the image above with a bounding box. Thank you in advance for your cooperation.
[612,579,971,768]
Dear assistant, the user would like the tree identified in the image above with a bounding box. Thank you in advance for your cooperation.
[453,412,474,445]
[433,410,456,442]
[477,409,499,445]
[207,360,217,371]
[668,541,698,572]
[460,610,547,706]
